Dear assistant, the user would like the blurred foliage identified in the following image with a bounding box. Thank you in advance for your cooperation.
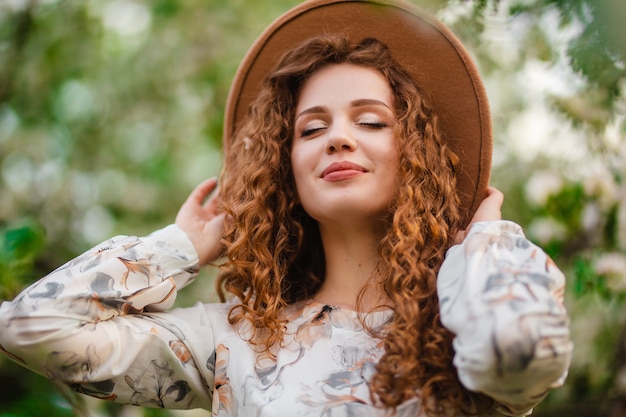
[448,0,626,415]
[0,0,625,416]
[0,220,45,299]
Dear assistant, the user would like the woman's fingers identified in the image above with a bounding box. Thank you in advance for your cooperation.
[203,184,221,212]
[177,177,220,223]
[472,187,503,223]
[189,177,218,206]
[455,187,504,245]
[174,178,226,265]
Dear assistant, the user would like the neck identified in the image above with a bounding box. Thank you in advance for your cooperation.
[314,221,388,311]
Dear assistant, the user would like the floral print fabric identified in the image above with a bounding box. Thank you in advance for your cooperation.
[0,221,572,416]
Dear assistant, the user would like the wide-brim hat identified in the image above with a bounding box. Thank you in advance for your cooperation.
[223,0,492,227]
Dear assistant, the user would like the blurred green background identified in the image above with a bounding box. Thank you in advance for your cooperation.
[0,0,625,416]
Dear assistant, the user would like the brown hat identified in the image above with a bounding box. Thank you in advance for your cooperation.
[224,0,492,227]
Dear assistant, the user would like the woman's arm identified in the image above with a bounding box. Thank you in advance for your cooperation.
[439,194,572,415]
[0,179,225,409]
[0,225,215,409]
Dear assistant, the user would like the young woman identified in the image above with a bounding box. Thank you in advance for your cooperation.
[0,1,572,416]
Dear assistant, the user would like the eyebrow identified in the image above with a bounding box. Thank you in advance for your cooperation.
[295,98,393,121]
[351,98,392,110]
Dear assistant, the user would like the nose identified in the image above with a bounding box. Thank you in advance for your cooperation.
[326,122,357,154]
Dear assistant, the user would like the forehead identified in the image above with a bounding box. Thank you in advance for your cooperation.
[296,63,393,110]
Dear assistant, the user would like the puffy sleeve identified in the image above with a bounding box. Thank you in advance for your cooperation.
[437,221,573,416]
[0,225,214,410]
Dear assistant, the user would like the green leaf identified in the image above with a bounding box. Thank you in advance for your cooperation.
[0,221,45,263]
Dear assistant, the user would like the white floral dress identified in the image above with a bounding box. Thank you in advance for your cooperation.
[0,221,572,416]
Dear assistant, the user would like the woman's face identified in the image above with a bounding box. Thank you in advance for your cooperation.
[291,63,399,226]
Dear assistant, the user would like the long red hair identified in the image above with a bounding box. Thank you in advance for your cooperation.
[217,35,489,415]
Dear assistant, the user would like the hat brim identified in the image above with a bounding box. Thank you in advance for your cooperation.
[224,0,492,227]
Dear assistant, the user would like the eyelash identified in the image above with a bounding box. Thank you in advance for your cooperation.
[359,121,388,129]
[300,121,388,137]
[301,126,325,137]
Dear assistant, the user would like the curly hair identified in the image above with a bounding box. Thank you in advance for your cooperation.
[217,35,490,415]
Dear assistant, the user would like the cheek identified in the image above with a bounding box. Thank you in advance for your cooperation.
[383,143,400,179]
[290,142,315,180]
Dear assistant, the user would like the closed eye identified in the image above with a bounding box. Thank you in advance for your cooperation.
[300,121,328,137]
[300,126,326,137]
[358,121,388,129]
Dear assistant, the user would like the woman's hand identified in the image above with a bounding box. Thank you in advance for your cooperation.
[455,186,504,244]
[175,178,225,266]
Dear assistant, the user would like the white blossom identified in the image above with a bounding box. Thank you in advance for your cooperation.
[525,171,564,207]
[583,170,619,209]
[595,252,626,292]
[527,217,567,245]
[581,202,602,231]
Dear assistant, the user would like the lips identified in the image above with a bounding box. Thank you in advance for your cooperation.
[321,161,367,180]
